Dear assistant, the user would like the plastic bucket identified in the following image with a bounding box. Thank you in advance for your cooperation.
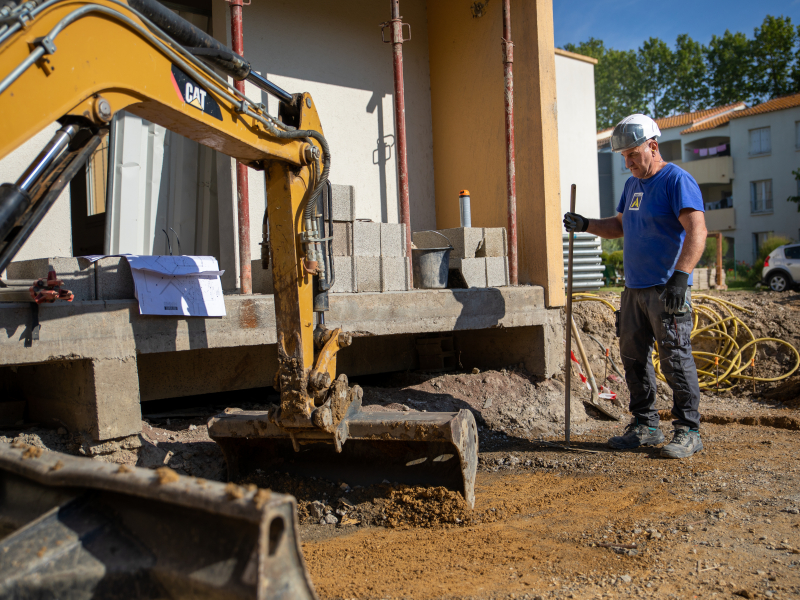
[411,231,453,289]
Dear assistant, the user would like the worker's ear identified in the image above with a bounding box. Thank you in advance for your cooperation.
[648,139,659,156]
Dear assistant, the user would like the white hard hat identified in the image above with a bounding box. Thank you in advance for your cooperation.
[610,114,661,152]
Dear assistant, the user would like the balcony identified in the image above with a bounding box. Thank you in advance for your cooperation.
[704,207,735,232]
[683,155,734,185]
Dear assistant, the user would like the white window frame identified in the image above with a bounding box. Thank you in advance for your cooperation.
[750,179,773,213]
[749,127,771,156]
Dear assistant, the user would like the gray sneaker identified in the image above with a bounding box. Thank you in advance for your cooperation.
[608,420,665,449]
[661,426,703,459]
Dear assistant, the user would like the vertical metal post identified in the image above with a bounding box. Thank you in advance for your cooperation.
[502,0,518,285]
[388,0,412,286]
[564,184,577,446]
[228,0,251,294]
[716,231,723,287]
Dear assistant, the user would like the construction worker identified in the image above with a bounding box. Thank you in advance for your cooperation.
[564,114,707,459]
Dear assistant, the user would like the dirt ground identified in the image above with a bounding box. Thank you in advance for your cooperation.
[3,289,800,599]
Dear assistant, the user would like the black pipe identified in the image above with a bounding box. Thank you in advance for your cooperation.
[128,0,250,80]
[245,70,293,105]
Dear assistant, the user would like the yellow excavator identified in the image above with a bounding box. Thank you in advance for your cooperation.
[0,0,477,595]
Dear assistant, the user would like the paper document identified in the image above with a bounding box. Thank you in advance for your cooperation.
[131,269,226,317]
[80,254,226,316]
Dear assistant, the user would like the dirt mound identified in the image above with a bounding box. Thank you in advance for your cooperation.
[382,486,470,528]
[358,368,591,440]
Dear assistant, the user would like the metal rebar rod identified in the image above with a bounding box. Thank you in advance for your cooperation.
[564,184,577,446]
[502,0,518,285]
[389,0,412,286]
[228,0,251,295]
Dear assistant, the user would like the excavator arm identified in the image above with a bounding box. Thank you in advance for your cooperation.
[0,0,477,531]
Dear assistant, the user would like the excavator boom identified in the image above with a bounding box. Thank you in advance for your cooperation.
[0,4,478,589]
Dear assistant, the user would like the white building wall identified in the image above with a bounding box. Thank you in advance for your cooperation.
[555,53,600,218]
[729,107,800,262]
[0,123,73,270]
[211,0,436,235]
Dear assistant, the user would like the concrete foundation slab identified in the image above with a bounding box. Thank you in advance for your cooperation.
[332,184,355,222]
[0,357,141,440]
[0,285,558,440]
[8,257,96,301]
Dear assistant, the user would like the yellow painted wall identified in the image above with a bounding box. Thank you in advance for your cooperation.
[427,0,564,306]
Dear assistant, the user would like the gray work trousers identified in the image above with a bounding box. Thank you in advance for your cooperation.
[619,286,701,430]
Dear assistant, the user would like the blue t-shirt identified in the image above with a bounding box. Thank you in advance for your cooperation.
[616,163,704,289]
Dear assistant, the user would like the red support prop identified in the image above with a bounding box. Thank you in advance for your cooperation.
[228,0,252,294]
[386,0,413,286]
[502,0,518,285]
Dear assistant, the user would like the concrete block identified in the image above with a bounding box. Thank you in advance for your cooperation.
[332,184,355,222]
[353,221,381,257]
[692,268,709,291]
[440,228,484,259]
[486,256,509,287]
[356,256,381,292]
[95,257,135,300]
[380,223,406,257]
[332,222,353,257]
[381,256,408,292]
[454,257,487,288]
[7,257,95,301]
[251,258,274,294]
[331,256,356,293]
[412,230,452,250]
[478,228,507,257]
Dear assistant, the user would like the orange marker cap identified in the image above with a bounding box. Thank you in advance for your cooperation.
[459,190,470,196]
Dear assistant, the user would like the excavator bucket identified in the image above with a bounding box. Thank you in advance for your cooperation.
[0,442,317,600]
[208,398,479,508]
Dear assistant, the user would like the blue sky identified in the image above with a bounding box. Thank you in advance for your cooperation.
[553,0,800,52]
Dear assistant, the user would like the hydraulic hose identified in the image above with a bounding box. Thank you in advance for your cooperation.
[572,292,800,392]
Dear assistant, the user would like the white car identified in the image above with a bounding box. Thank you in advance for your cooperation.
[762,243,800,292]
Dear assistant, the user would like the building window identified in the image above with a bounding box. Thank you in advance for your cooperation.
[750,179,773,213]
[749,127,771,156]
[753,231,773,262]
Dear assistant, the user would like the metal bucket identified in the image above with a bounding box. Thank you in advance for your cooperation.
[412,230,453,289]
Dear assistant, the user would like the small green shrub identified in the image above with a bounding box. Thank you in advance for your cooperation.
[758,235,792,265]
[700,237,729,266]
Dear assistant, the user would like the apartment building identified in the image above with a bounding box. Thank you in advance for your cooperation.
[598,94,800,264]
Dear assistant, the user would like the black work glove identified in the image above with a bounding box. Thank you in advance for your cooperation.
[563,212,589,233]
[659,270,690,314]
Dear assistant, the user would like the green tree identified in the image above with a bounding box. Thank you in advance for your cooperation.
[706,30,753,105]
[637,38,675,118]
[563,39,645,130]
[788,168,800,212]
[668,34,709,113]
[751,15,798,100]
